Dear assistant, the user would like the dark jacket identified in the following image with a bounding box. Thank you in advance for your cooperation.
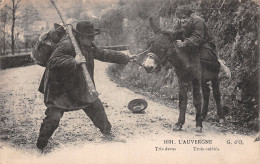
[174,15,216,51]
[38,36,129,110]
[173,15,219,70]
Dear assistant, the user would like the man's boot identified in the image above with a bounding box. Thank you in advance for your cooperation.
[36,119,59,151]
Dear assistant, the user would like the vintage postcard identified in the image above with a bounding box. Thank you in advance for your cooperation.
[0,0,259,163]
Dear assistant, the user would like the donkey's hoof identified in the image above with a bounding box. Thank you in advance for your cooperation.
[173,123,182,131]
[195,127,202,133]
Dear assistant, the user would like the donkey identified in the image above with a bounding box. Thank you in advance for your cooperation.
[142,20,226,132]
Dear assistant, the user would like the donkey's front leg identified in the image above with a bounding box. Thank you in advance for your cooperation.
[173,80,189,131]
[192,78,203,132]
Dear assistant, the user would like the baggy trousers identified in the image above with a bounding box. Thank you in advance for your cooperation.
[36,98,111,150]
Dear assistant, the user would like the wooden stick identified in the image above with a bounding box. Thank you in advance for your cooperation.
[50,0,98,103]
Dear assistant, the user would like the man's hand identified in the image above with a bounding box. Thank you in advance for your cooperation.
[122,51,138,62]
[128,54,138,62]
[75,55,86,65]
[176,40,185,48]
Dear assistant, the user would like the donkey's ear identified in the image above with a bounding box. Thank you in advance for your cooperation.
[149,17,161,34]
[147,37,154,47]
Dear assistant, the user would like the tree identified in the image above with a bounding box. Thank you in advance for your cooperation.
[4,0,23,55]
[0,7,8,55]
[3,0,39,55]
[21,4,39,30]
[66,0,84,19]
[100,9,124,45]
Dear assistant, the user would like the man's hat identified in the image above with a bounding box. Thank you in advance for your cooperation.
[74,20,100,36]
[128,99,148,113]
[175,5,192,19]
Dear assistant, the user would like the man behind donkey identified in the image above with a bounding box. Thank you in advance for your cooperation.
[173,5,224,125]
[36,20,136,151]
[149,5,225,131]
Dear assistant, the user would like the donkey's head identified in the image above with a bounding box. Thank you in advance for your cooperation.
[142,18,188,73]
[142,34,173,73]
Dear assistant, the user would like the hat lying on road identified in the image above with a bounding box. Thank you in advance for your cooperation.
[74,20,100,36]
[128,99,148,113]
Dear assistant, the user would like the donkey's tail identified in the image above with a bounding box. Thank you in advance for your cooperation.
[218,59,231,78]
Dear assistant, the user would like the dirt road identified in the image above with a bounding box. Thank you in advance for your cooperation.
[0,61,259,164]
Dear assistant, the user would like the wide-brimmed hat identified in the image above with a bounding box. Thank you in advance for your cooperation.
[74,20,100,36]
[128,99,148,113]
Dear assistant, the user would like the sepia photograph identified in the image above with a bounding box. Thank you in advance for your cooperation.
[0,0,259,163]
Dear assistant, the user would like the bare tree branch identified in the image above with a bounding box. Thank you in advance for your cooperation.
[14,0,23,10]
[6,40,12,47]
[4,5,12,12]
[0,28,7,34]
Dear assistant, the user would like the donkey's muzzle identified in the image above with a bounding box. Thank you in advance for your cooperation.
[144,65,155,73]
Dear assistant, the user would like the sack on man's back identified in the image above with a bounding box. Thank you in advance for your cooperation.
[32,24,66,67]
